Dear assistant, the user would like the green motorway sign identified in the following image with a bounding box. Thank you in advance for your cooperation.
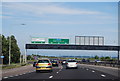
[48,38,69,44]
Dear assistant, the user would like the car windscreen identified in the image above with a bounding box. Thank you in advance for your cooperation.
[38,60,49,63]
[67,60,76,62]
[52,61,57,63]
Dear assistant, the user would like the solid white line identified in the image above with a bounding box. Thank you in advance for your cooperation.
[101,74,106,77]
[49,76,53,78]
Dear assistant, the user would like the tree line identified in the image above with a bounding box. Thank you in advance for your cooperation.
[1,34,21,64]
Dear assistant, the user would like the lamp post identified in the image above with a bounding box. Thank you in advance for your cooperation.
[9,35,11,65]
[20,23,26,64]
[8,23,26,65]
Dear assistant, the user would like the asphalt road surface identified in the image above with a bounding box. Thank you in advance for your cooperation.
[2,64,118,80]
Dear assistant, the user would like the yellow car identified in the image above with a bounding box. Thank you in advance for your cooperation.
[36,58,52,72]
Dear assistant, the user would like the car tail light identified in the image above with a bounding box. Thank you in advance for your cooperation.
[76,63,78,64]
[48,63,51,65]
[66,63,68,64]
[36,63,39,66]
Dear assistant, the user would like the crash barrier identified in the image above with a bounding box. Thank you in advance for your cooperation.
[79,61,120,68]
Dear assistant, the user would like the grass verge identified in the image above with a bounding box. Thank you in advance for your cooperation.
[2,63,30,69]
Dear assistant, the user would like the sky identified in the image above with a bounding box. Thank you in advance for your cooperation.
[1,2,119,57]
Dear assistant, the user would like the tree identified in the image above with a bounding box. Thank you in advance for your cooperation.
[105,56,111,61]
[27,55,34,60]
[94,55,99,59]
[2,35,9,64]
[8,35,21,63]
[100,57,105,61]
[2,35,21,64]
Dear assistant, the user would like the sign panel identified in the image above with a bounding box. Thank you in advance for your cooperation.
[31,37,46,44]
[75,36,104,45]
[0,56,4,58]
[48,38,69,44]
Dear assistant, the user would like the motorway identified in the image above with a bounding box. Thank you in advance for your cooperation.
[2,64,118,80]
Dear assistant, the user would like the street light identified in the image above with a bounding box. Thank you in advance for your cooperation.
[20,23,26,64]
[9,35,11,65]
[8,23,26,65]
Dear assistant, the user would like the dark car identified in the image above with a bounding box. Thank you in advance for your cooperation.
[52,60,59,67]
[33,62,37,67]
[82,59,86,62]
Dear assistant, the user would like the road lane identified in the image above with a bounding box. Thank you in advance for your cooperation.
[3,65,61,79]
[79,64,119,77]
[2,64,118,80]
[52,65,117,79]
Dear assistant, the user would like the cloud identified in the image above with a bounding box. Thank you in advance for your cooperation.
[3,3,102,16]
[30,20,117,25]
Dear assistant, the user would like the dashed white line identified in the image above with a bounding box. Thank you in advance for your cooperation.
[23,73,26,74]
[86,69,89,70]
[3,77,8,79]
[56,72,59,73]
[49,76,53,78]
[9,76,13,77]
[92,70,95,72]
[19,74,23,75]
[15,75,18,76]
[101,74,106,77]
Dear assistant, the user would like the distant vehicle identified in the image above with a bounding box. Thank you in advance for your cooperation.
[86,59,90,62]
[82,59,86,62]
[36,58,52,72]
[95,60,101,63]
[51,60,59,67]
[62,60,67,65]
[66,60,78,69]
[33,62,37,67]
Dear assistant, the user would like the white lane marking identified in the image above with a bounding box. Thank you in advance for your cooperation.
[86,69,89,70]
[101,74,106,77]
[49,76,53,78]
[9,76,13,77]
[92,71,95,72]
[19,74,23,75]
[23,73,26,74]
[56,72,59,73]
[3,77,8,79]
[15,75,18,76]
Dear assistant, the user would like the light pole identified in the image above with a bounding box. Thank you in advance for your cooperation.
[9,36,11,65]
[20,23,26,64]
[9,24,26,65]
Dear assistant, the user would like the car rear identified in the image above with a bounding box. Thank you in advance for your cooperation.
[36,59,52,72]
[66,60,78,69]
[62,60,67,65]
[52,60,58,67]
